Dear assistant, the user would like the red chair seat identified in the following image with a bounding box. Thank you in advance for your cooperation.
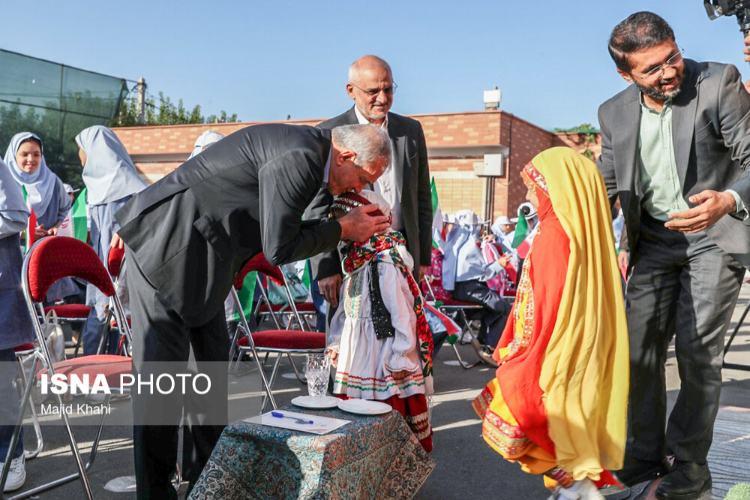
[44,304,91,319]
[257,302,316,313]
[238,330,325,350]
[14,343,35,352]
[292,302,316,313]
[39,355,132,387]
[440,298,482,307]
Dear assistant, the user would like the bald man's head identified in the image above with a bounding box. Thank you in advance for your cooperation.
[346,55,395,124]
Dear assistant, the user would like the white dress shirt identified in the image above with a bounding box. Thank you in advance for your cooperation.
[354,107,402,231]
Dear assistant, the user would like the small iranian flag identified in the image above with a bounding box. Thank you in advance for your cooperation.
[430,178,443,249]
[20,186,37,251]
[511,206,536,259]
[71,188,88,242]
[232,271,257,322]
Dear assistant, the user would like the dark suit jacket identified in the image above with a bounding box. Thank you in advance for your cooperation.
[598,59,750,267]
[116,124,342,326]
[306,107,432,280]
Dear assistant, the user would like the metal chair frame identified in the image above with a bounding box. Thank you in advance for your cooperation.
[422,278,490,369]
[724,301,750,372]
[230,257,325,411]
[0,237,133,500]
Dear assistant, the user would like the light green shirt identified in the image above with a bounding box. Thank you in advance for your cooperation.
[638,99,689,221]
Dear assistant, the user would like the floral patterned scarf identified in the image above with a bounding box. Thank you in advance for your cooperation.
[342,230,434,378]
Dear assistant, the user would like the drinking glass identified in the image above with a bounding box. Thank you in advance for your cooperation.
[305,353,330,398]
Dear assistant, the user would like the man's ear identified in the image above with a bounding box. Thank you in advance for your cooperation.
[336,149,356,166]
[345,83,356,101]
[616,67,633,83]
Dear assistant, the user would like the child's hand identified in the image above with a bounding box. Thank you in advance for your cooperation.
[389,370,411,381]
[325,348,338,367]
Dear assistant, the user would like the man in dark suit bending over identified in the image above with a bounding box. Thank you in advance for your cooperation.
[115,123,391,499]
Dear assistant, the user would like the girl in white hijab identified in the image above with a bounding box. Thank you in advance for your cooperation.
[4,132,78,302]
[188,130,224,160]
[76,125,147,354]
[4,132,71,240]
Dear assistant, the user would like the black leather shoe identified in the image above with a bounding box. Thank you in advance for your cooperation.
[615,459,668,487]
[656,461,711,499]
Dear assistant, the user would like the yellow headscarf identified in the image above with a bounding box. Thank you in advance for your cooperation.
[533,147,629,479]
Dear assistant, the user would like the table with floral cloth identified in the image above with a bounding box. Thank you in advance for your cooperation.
[189,406,435,499]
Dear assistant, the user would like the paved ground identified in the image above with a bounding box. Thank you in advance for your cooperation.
[8,284,750,499]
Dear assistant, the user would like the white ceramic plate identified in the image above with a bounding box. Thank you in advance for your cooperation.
[291,395,340,409]
[337,398,392,416]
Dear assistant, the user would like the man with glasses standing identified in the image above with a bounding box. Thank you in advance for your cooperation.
[598,11,750,498]
[307,55,432,313]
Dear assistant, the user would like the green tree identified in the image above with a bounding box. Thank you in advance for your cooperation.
[553,123,600,161]
[113,91,239,127]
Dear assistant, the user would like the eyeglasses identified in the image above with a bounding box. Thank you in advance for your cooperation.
[640,49,684,79]
[349,82,398,98]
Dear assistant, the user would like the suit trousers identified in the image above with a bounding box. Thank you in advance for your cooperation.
[625,215,744,465]
[126,249,229,500]
[453,279,510,348]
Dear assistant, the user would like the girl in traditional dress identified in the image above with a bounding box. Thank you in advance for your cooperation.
[0,157,33,491]
[473,148,630,499]
[76,125,147,354]
[4,132,77,302]
[327,190,433,452]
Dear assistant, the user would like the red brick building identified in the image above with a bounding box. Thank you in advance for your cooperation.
[113,111,597,220]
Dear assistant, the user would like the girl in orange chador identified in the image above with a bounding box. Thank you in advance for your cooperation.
[473,148,630,499]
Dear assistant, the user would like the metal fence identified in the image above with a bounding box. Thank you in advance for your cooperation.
[0,49,127,186]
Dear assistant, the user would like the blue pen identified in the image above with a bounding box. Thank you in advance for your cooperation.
[271,411,314,425]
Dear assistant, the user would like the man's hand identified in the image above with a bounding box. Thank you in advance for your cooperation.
[419,265,430,282]
[337,204,390,242]
[34,224,48,239]
[664,190,736,233]
[319,274,342,308]
[617,250,629,279]
[110,232,125,250]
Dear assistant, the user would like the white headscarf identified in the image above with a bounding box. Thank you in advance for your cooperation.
[3,132,58,219]
[188,130,224,159]
[490,215,516,238]
[441,210,479,291]
[358,189,392,222]
[75,125,147,205]
[0,157,29,223]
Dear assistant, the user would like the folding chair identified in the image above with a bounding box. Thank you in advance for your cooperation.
[106,245,131,356]
[422,278,485,369]
[231,254,326,410]
[0,236,133,500]
[254,263,317,331]
[13,343,43,460]
[724,300,750,372]
[41,303,90,357]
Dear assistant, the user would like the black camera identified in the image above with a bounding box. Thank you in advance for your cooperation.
[705,0,750,34]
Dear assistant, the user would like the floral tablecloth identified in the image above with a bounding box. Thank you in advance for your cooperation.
[189,406,434,499]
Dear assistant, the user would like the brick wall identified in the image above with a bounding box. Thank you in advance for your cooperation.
[112,110,561,221]
[500,114,566,219]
